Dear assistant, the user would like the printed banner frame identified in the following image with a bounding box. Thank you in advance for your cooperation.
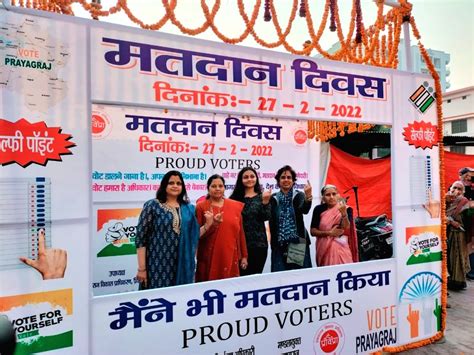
[0,5,443,355]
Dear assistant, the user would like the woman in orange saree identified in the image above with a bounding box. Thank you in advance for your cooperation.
[195,174,248,282]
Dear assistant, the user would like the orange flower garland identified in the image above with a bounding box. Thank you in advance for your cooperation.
[10,0,412,69]
[239,0,297,49]
[200,0,256,44]
[381,13,446,355]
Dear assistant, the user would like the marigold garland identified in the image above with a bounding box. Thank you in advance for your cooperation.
[381,13,446,355]
[268,0,310,55]
[10,0,412,68]
[238,0,290,49]
[200,0,257,44]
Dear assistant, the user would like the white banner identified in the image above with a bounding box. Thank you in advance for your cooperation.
[391,77,442,344]
[0,6,444,355]
[0,11,90,354]
[91,27,393,124]
[93,259,397,355]
[91,105,317,202]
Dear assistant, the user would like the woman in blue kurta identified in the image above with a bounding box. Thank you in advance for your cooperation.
[135,171,200,289]
[269,165,313,272]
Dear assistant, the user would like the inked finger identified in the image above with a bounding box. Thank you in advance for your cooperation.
[38,229,46,254]
[19,256,36,268]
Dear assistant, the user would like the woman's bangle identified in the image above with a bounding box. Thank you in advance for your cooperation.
[138,268,146,272]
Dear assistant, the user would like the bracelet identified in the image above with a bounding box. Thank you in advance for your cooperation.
[341,214,348,218]
[202,225,207,232]
[138,268,146,272]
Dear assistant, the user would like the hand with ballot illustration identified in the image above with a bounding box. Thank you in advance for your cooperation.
[433,298,442,332]
[422,298,434,335]
[406,304,420,338]
[19,229,67,280]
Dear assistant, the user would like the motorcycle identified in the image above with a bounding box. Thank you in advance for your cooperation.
[342,186,393,262]
[355,214,393,261]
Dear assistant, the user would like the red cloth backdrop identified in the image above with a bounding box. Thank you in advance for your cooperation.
[325,146,474,218]
[444,150,474,188]
[326,145,392,218]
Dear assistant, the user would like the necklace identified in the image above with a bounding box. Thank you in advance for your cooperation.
[164,200,180,208]
[158,201,181,234]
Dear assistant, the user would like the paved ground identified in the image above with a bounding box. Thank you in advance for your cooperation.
[399,279,474,355]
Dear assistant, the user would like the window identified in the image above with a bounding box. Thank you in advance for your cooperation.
[452,119,467,134]
[447,99,451,103]
[450,146,466,154]
[462,95,467,100]
[434,58,440,68]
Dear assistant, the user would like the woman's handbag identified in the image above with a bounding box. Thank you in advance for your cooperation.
[286,238,306,266]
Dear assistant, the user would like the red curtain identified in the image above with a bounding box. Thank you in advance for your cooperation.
[325,146,474,218]
[444,150,474,188]
[326,145,392,218]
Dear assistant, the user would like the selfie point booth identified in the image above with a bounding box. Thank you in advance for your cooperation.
[0,2,446,354]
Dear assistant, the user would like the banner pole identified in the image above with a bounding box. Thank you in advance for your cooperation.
[403,21,413,72]
[376,0,414,72]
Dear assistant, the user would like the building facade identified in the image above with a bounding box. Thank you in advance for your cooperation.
[442,86,474,154]
[397,39,451,92]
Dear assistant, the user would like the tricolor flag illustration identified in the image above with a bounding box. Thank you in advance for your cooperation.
[0,289,73,354]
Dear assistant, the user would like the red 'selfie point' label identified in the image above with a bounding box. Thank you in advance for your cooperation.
[0,118,75,167]
[402,120,438,150]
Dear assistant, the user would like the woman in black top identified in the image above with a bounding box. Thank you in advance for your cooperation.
[230,167,271,275]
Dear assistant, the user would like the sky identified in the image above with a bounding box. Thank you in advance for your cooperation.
[73,0,474,91]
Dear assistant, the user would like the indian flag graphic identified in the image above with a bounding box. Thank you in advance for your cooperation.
[0,289,73,354]
[96,209,141,257]
[405,225,442,265]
